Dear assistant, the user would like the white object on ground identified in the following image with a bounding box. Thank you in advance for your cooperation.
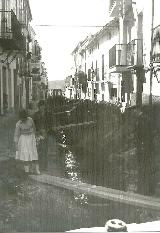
[67,220,160,232]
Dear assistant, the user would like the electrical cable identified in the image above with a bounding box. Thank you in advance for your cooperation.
[34,24,104,28]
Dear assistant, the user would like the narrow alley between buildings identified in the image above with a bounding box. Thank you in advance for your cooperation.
[1,0,160,232]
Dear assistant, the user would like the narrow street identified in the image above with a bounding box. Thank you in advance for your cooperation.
[0,0,160,231]
[0,114,160,232]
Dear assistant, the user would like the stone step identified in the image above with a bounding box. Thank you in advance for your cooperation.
[30,174,160,211]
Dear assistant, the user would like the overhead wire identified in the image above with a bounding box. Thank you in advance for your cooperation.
[34,24,104,28]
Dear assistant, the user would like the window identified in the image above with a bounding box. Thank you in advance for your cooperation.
[108,32,111,40]
[88,69,91,81]
[102,54,104,80]
[92,61,93,68]
[88,88,91,97]
[101,82,105,92]
[102,94,104,101]
[72,78,75,85]
[94,89,97,100]
[95,83,100,94]
[111,88,117,98]
[96,68,99,81]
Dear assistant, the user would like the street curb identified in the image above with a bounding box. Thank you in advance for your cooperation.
[30,174,160,211]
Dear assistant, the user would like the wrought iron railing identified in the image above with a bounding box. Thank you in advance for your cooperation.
[109,44,127,68]
[109,39,143,68]
[153,25,160,62]
[109,0,116,12]
[0,10,25,50]
[127,39,143,66]
[32,74,41,82]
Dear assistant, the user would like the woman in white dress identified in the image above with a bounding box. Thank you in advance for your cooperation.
[14,109,40,174]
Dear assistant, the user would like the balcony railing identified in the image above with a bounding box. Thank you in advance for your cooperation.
[0,10,25,51]
[127,39,143,67]
[153,25,160,62]
[109,39,143,69]
[152,53,160,63]
[109,0,121,17]
[109,44,128,68]
[32,74,41,82]
[109,0,132,17]
[109,0,116,12]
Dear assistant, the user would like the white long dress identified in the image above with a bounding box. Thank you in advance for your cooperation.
[14,117,38,161]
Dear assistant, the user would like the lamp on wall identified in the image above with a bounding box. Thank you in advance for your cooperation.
[130,68,136,74]
[153,65,160,83]
[145,63,160,83]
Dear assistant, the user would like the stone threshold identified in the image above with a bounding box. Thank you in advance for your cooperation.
[30,174,160,211]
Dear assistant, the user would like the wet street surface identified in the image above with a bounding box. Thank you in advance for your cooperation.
[0,159,160,232]
[46,134,136,194]
[0,115,160,231]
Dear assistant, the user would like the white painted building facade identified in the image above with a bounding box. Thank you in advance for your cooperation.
[66,0,160,108]
[109,0,160,107]
[71,20,121,103]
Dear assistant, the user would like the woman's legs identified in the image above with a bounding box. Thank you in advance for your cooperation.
[24,161,30,173]
[23,161,40,174]
[35,163,40,174]
[33,160,40,174]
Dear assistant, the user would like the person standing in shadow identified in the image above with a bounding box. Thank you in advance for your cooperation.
[33,100,49,171]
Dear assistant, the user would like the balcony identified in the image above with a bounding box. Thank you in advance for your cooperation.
[109,44,128,73]
[32,74,41,82]
[127,39,143,68]
[109,39,143,73]
[153,25,160,63]
[0,10,25,51]
[109,0,122,17]
[109,0,132,18]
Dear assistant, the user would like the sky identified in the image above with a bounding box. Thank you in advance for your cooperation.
[29,0,109,81]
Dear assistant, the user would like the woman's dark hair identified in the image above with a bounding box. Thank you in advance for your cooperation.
[19,109,28,120]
